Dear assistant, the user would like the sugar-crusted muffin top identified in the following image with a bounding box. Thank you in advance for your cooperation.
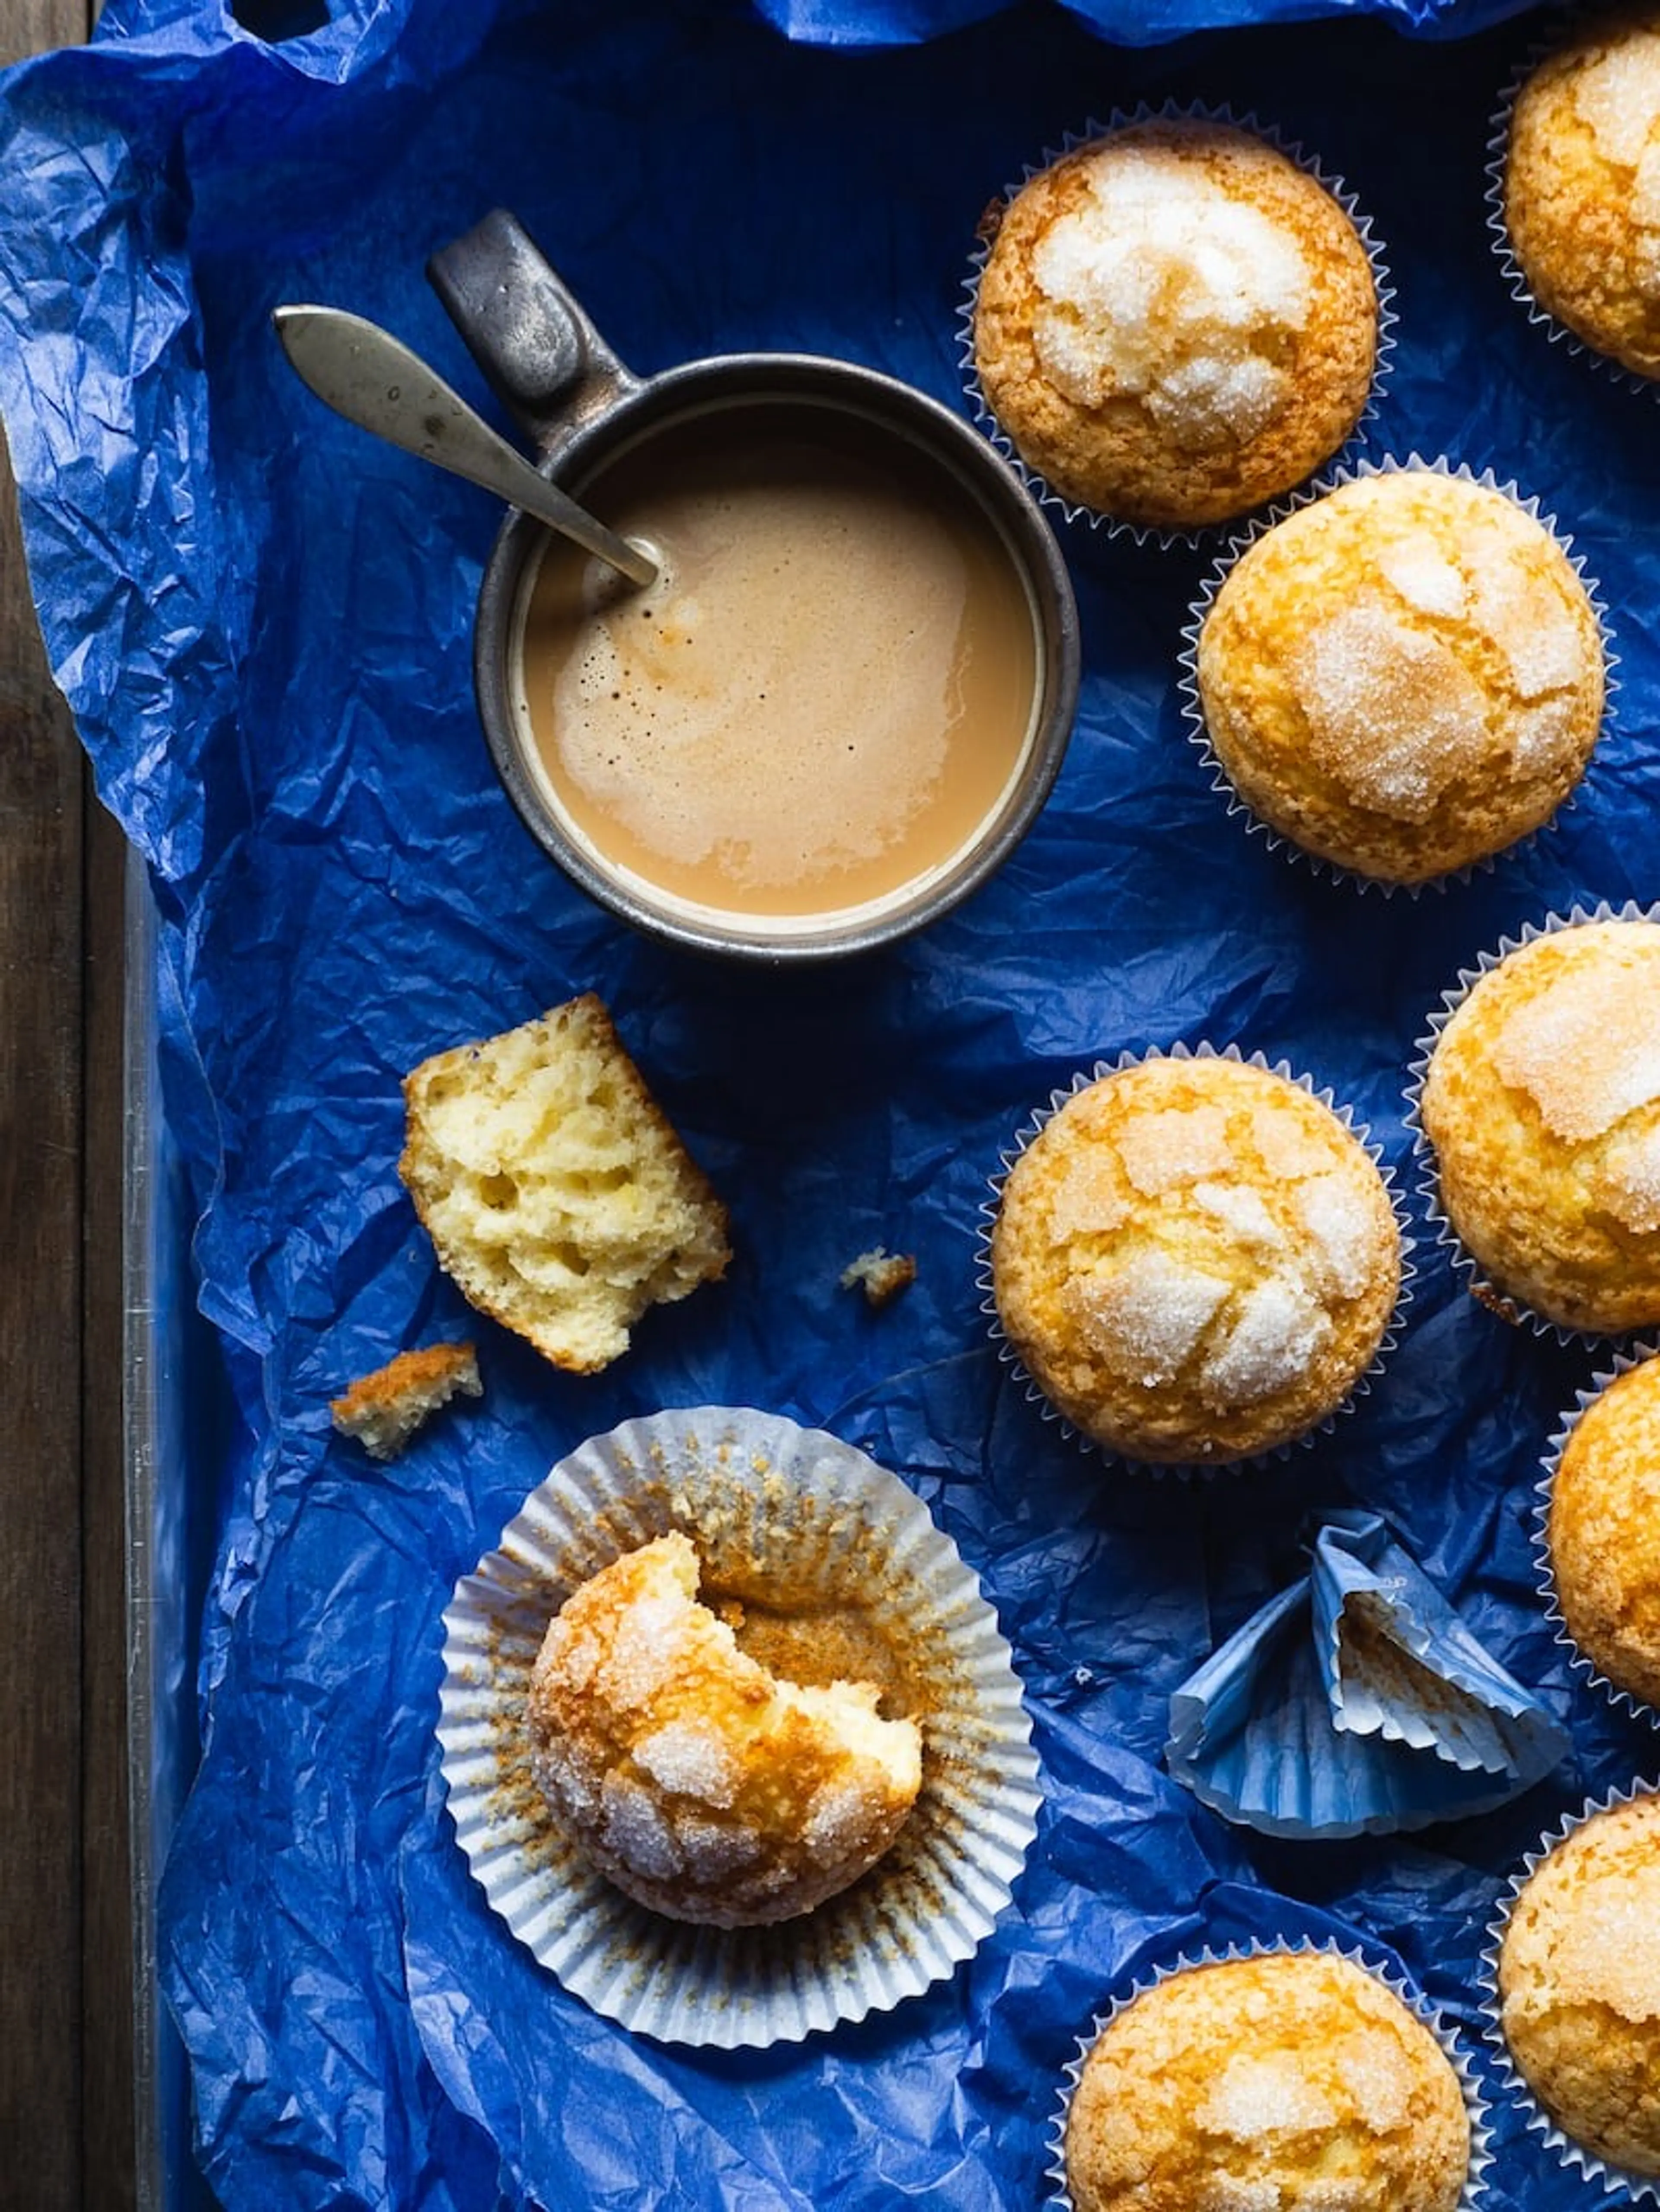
[1505,10,1660,377]
[973,119,1377,528]
[526,1532,923,1927]
[1064,1951,1470,2212]
[1420,920,1660,1331]
[1196,470,1604,882]
[1021,144,1315,452]
[991,1056,1400,1463]
[1549,1355,1660,1708]
[1498,1791,1660,2176]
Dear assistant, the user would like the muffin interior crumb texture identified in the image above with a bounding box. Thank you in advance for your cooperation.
[1499,1791,1660,2177]
[399,993,730,1373]
[1063,1951,1469,2212]
[526,1532,923,1926]
[992,1057,1399,1463]
[974,120,1377,527]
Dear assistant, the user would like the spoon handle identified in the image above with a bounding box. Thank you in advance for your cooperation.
[272,304,656,587]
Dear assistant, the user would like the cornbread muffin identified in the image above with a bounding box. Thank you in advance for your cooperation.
[1418,919,1660,1333]
[1504,10,1660,380]
[1195,469,1605,884]
[1547,1355,1660,1707]
[1497,1791,1660,2176]
[972,118,1379,529]
[329,1340,481,1460]
[1064,1951,1471,2212]
[400,993,730,1373]
[991,1055,1401,1464]
[526,1532,923,1926]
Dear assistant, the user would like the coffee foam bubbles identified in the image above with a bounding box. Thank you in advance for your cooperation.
[546,486,969,892]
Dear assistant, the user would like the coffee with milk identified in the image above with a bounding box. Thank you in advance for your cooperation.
[511,400,1041,932]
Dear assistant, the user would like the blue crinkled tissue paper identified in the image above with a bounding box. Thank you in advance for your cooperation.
[0,0,1656,2205]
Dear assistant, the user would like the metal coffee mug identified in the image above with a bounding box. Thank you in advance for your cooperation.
[430,210,1080,965]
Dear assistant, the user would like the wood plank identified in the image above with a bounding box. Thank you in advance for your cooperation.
[0,6,124,2206]
[0,413,88,2211]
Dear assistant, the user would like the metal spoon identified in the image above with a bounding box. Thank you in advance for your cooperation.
[272,303,657,589]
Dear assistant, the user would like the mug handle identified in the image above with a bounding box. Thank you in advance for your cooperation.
[426,209,641,453]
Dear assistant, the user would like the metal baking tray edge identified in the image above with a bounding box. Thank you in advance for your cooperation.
[125,849,217,2212]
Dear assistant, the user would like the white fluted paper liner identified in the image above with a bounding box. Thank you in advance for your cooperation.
[437,1407,1041,2049]
[1406,900,1660,1346]
[957,100,1396,551]
[1536,1346,1660,1726]
[1165,1507,1570,1838]
[1486,28,1660,401]
[1045,1939,1492,2210]
[976,1040,1414,1477]
[1481,1780,1660,2202]
[1177,453,1617,897]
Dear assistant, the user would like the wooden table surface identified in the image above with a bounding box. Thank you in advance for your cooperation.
[0,1,140,2204]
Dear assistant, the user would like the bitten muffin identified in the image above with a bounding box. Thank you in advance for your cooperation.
[526,1532,923,1926]
[972,118,1379,529]
[1504,9,1660,380]
[1497,1790,1660,2177]
[1064,1951,1471,2212]
[1195,469,1605,884]
[1418,919,1660,1333]
[991,1055,1401,1464]
[1548,1355,1660,1708]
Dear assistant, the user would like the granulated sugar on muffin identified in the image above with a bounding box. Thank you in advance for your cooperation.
[400,993,730,1373]
[991,1054,1401,1465]
[526,1531,923,1927]
[1419,919,1660,1334]
[1497,1790,1660,2177]
[1194,468,1605,884]
[1063,1950,1470,2212]
[1503,9,1660,380]
[972,117,1379,530]
[1547,1354,1660,1709]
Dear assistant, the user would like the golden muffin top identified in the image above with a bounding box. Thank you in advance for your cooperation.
[973,118,1378,528]
[1065,1950,1470,2212]
[992,1054,1400,1464]
[1195,469,1604,883]
[1505,9,1660,378]
[1498,1791,1660,2177]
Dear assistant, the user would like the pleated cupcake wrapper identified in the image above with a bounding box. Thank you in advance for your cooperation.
[1044,1937,1492,2212]
[437,1406,1041,2050]
[1177,452,1618,897]
[1536,1344,1660,1727]
[975,1040,1414,1478]
[1165,1505,1572,1838]
[1405,898,1660,1346]
[1480,1778,1660,2203]
[1486,23,1660,402]
[957,99,1397,552]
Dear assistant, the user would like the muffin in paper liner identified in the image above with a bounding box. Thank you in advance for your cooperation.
[1486,17,1660,399]
[1165,1506,1570,1838]
[1177,453,1616,897]
[1045,1938,1492,2212]
[436,1405,1041,2049]
[1536,1344,1660,1724]
[1407,900,1660,1345]
[1481,1781,1660,2201]
[977,1041,1414,1478]
[958,100,1396,551]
